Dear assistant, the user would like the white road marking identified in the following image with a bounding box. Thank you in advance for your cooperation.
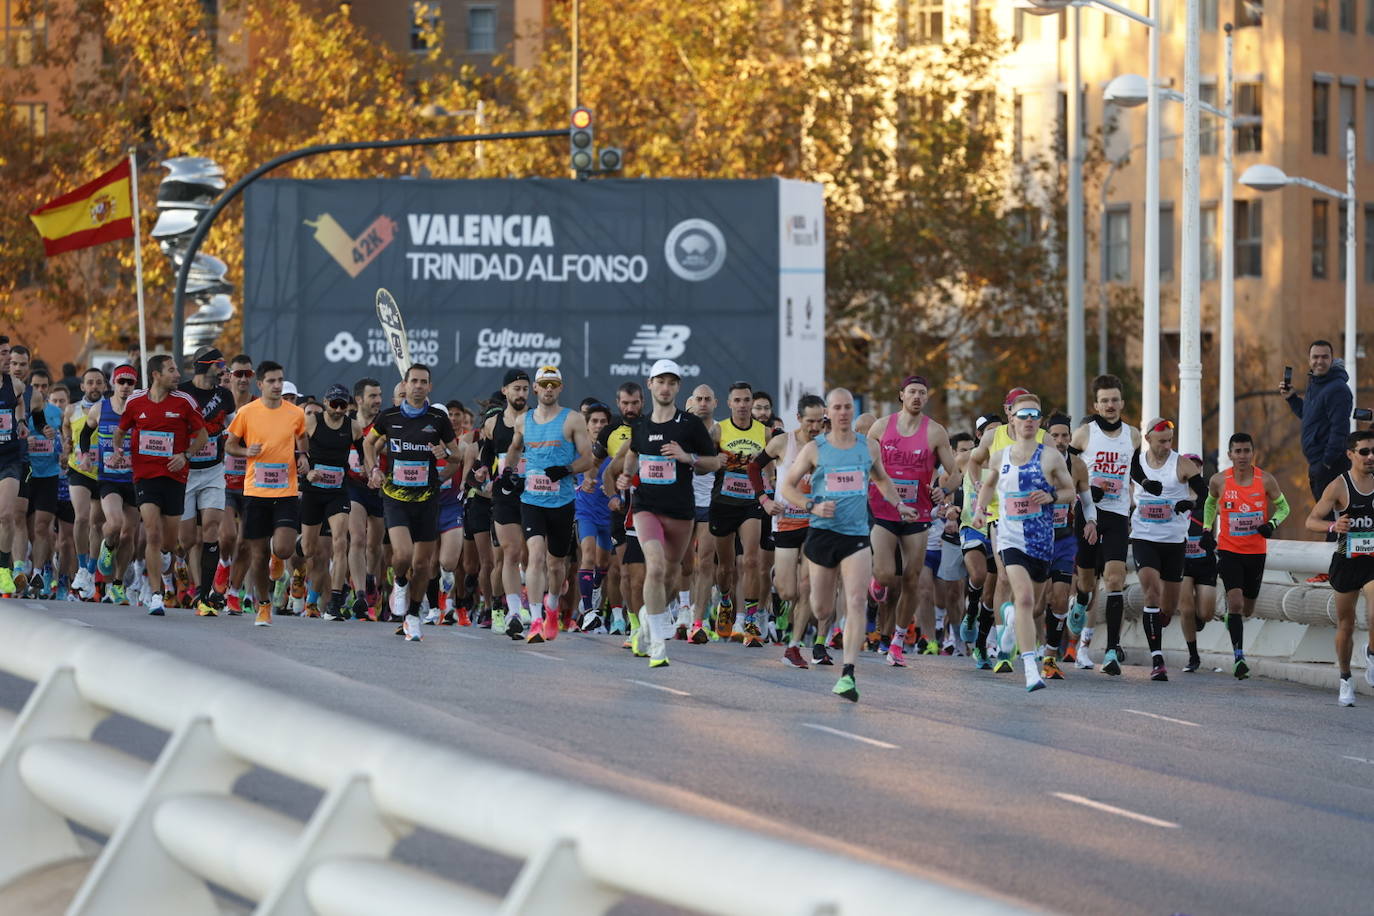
[801,723,899,749]
[453,633,483,641]
[1052,792,1180,829]
[1342,755,1373,765]
[1123,708,1201,728]
[60,618,94,628]
[626,679,691,697]
[526,652,565,661]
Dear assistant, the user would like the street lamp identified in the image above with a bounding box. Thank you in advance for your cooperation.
[1239,123,1358,424]
[1023,1,1158,423]
[1105,24,1238,465]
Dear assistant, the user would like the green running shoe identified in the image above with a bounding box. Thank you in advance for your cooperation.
[1233,656,1250,680]
[972,648,992,670]
[992,654,1014,674]
[0,567,13,595]
[832,674,859,702]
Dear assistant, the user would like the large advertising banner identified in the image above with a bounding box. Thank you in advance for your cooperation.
[243,177,824,413]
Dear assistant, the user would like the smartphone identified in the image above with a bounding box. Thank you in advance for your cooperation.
[1354,408,1373,422]
[1283,365,1293,387]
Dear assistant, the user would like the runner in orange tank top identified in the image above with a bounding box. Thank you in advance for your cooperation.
[1206,432,1289,680]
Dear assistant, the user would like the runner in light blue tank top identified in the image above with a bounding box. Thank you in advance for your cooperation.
[521,406,577,509]
[809,433,872,537]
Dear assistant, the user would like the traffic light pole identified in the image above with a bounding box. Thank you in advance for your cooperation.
[171,127,570,360]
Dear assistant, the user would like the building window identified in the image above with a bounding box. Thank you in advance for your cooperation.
[1313,80,1330,155]
[1159,203,1175,282]
[1103,205,1131,283]
[1340,0,1356,31]
[970,0,995,40]
[1236,82,1262,152]
[1365,205,1374,282]
[1235,0,1262,28]
[1202,0,1218,28]
[913,0,943,44]
[1339,83,1356,158]
[1,0,47,66]
[1200,84,1218,156]
[467,5,495,53]
[1201,204,1219,281]
[10,100,45,136]
[1316,0,1330,28]
[1235,199,1262,276]
[1313,199,1330,279]
[410,1,439,51]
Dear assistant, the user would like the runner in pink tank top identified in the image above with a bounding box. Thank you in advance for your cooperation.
[869,413,936,523]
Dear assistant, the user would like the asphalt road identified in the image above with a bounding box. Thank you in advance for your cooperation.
[4,599,1373,916]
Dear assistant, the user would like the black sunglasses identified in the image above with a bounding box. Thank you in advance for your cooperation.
[1356,447,1374,457]
[327,399,350,409]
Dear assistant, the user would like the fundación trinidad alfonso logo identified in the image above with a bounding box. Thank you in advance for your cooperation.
[664,218,726,282]
[89,193,116,226]
[305,212,398,278]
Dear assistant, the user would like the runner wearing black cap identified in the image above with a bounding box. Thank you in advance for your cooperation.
[303,383,367,619]
[178,347,235,615]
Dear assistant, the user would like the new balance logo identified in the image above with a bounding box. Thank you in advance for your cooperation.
[623,325,690,360]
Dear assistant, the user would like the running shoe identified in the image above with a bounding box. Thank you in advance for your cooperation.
[1062,638,1078,663]
[609,613,627,636]
[1233,656,1250,680]
[714,597,734,640]
[631,624,649,658]
[71,567,93,599]
[147,592,165,616]
[812,644,834,666]
[305,602,322,619]
[389,584,408,621]
[13,563,29,595]
[352,593,372,622]
[742,618,764,648]
[581,610,604,633]
[782,646,809,669]
[542,599,560,642]
[1184,656,1201,673]
[405,613,423,642]
[1151,661,1169,681]
[1306,572,1330,584]
[828,628,844,650]
[886,643,906,667]
[921,639,939,656]
[526,615,546,643]
[1101,649,1122,676]
[1067,601,1086,635]
[648,639,669,668]
[492,606,507,631]
[1339,678,1356,707]
[832,674,859,702]
[688,622,710,644]
[457,606,472,627]
[877,638,890,655]
[1042,657,1065,680]
[674,622,689,641]
[958,614,977,645]
[254,601,272,626]
[96,542,115,578]
[196,596,221,617]
[1365,648,1374,688]
[212,561,230,594]
[272,574,288,609]
[226,593,243,616]
[0,566,13,597]
[505,613,524,640]
[109,583,128,605]
[972,648,992,671]
[992,654,1013,674]
[1026,676,1047,693]
[1074,644,1095,670]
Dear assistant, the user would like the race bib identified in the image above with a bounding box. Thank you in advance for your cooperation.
[225,454,246,477]
[892,478,921,505]
[104,449,132,472]
[0,409,11,439]
[640,455,676,484]
[27,436,55,457]
[254,462,289,489]
[393,459,429,487]
[1185,535,1205,559]
[1090,471,1125,496]
[1228,510,1261,537]
[1053,503,1070,529]
[1137,497,1173,522]
[825,468,864,495]
[192,435,219,460]
[1347,531,1374,558]
[721,471,755,498]
[525,471,557,493]
[348,450,363,474]
[312,464,344,489]
[1003,490,1038,521]
[138,430,175,457]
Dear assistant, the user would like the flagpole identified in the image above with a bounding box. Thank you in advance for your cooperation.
[128,148,149,385]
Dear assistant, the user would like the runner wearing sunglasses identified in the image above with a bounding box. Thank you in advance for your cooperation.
[219,354,257,614]
[1305,429,1374,706]
[1127,418,1206,681]
[301,384,366,619]
[85,364,140,605]
[178,347,236,616]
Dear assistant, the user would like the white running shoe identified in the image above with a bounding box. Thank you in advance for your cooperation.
[390,584,409,620]
[1365,649,1374,688]
[405,613,423,641]
[72,567,94,599]
[1339,678,1356,707]
[1074,644,1095,670]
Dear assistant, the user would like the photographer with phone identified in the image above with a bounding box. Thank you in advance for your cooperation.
[1280,340,1351,546]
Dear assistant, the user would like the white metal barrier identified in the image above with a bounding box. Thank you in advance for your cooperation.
[0,603,1032,916]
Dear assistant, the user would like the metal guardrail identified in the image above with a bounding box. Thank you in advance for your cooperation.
[0,603,1032,916]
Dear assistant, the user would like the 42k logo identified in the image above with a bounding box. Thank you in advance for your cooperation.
[305,212,398,278]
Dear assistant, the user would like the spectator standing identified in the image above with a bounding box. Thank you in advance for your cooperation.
[1281,339,1352,547]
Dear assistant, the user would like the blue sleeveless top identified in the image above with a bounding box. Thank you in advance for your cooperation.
[97,398,132,482]
[521,406,577,508]
[810,433,873,536]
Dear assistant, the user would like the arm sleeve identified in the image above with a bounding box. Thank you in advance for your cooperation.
[79,421,95,452]
[1188,474,1208,505]
[1323,386,1354,465]
[747,451,773,495]
[1270,493,1291,525]
[1204,493,1218,530]
[1129,448,1147,485]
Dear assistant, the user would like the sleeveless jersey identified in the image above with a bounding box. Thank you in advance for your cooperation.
[0,374,20,458]
[96,398,132,482]
[992,442,1055,560]
[1217,467,1269,555]
[983,423,1045,521]
[1083,422,1133,516]
[1337,471,1374,559]
[68,403,97,480]
[868,414,936,523]
[775,430,813,533]
[1052,458,1075,541]
[521,407,577,508]
[810,433,872,537]
[713,417,768,502]
[1130,451,1189,544]
[305,415,353,491]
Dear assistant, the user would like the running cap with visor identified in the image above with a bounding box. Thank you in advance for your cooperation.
[503,369,530,386]
[324,383,351,404]
[648,358,683,379]
[282,381,299,398]
[535,365,562,385]
[900,374,930,391]
[1003,387,1030,407]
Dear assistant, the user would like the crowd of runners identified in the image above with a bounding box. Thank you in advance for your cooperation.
[2,336,1372,706]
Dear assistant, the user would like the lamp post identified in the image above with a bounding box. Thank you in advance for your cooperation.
[1025,0,1158,420]
[1240,123,1359,426]
[1103,23,1235,463]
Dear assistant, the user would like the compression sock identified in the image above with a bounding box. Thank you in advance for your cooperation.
[578,568,595,611]
[1143,606,1163,654]
[1227,612,1244,654]
[199,541,220,599]
[976,603,994,652]
[965,581,983,621]
[1105,591,1124,650]
[1045,612,1065,653]
[1075,589,1091,609]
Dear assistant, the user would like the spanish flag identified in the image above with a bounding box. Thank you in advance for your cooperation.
[29,160,136,257]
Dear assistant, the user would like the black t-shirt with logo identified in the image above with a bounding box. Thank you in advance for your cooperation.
[629,410,717,520]
[372,404,455,503]
[178,380,235,469]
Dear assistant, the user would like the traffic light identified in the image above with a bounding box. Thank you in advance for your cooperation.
[152,157,233,354]
[570,107,594,173]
